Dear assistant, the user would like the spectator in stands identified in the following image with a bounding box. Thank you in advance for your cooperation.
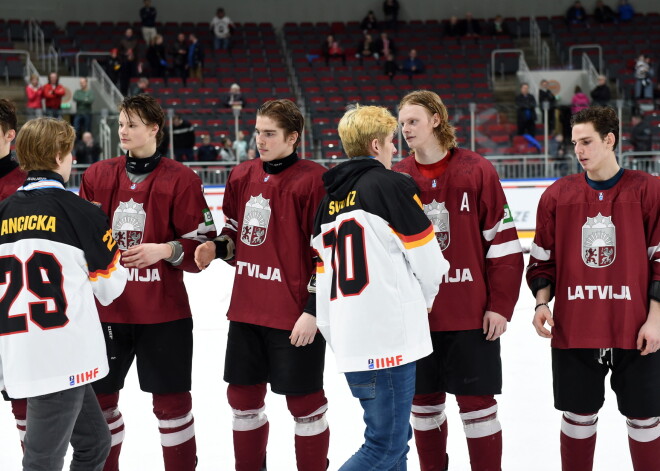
[171,32,189,85]
[73,77,94,139]
[224,83,243,108]
[634,54,653,99]
[488,15,510,36]
[402,48,425,81]
[197,134,219,161]
[129,77,150,96]
[384,52,398,81]
[140,0,158,45]
[571,85,591,114]
[538,79,557,133]
[118,48,139,96]
[219,137,235,160]
[460,12,482,38]
[147,34,168,79]
[211,8,234,52]
[593,0,616,23]
[590,75,611,106]
[515,83,537,136]
[119,27,138,60]
[617,0,635,21]
[566,1,588,25]
[74,131,102,164]
[630,114,652,152]
[444,16,462,37]
[232,130,247,161]
[321,35,346,66]
[43,72,66,119]
[188,33,204,80]
[171,114,196,162]
[105,48,122,86]
[246,148,257,160]
[356,33,378,64]
[361,10,379,32]
[25,74,43,118]
[383,0,400,29]
[375,32,396,60]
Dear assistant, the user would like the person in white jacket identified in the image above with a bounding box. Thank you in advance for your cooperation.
[312,104,449,471]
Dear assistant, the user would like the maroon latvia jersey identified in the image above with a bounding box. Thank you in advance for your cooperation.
[79,155,216,324]
[221,158,326,331]
[393,148,524,331]
[526,171,660,349]
[0,163,27,201]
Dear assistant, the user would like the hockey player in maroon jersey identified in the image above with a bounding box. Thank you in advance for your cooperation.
[194,99,329,471]
[0,99,26,200]
[393,90,524,471]
[79,94,216,471]
[527,106,660,471]
[0,98,29,452]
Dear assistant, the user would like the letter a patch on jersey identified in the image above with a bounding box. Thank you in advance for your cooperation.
[241,194,271,246]
[581,213,616,268]
[424,200,450,250]
[112,199,146,250]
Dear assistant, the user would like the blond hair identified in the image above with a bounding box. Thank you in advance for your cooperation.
[338,105,398,158]
[398,90,457,150]
[16,118,75,172]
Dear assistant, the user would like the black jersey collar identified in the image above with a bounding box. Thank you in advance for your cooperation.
[20,171,65,191]
[0,153,18,178]
[262,151,298,175]
[126,150,162,174]
[585,167,624,190]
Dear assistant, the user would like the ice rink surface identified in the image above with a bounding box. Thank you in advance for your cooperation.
[0,255,637,470]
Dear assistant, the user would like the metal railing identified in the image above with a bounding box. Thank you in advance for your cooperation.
[27,19,45,69]
[490,48,524,83]
[91,59,123,109]
[568,44,602,72]
[0,49,38,85]
[46,45,59,74]
[75,51,110,77]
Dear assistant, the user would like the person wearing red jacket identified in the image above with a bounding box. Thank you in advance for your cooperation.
[24,74,42,118]
[394,90,524,471]
[42,72,66,119]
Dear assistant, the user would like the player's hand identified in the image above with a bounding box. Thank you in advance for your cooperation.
[532,305,554,339]
[637,311,660,356]
[290,312,317,347]
[122,243,172,269]
[483,311,507,341]
[194,241,216,270]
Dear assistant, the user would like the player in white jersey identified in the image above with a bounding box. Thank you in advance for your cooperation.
[0,118,128,471]
[312,105,448,470]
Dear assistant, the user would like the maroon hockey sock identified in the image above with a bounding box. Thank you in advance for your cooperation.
[161,435,197,471]
[102,445,122,471]
[466,431,502,471]
[11,398,26,452]
[295,427,330,471]
[560,412,597,471]
[627,417,660,470]
[234,422,269,471]
[414,423,449,471]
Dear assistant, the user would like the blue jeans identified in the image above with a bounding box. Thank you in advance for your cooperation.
[213,36,230,51]
[340,362,416,471]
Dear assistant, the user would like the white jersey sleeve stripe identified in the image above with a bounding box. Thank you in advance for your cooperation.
[530,242,551,261]
[648,244,660,259]
[482,220,517,242]
[486,239,523,259]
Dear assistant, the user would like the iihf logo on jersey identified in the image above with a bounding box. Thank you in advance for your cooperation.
[423,200,450,250]
[581,213,616,268]
[241,194,271,246]
[112,199,146,250]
